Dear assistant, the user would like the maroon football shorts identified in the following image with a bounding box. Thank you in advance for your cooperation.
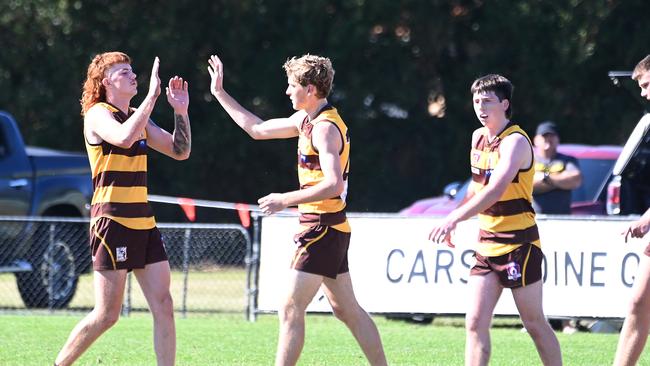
[291,225,350,279]
[90,217,167,271]
[470,243,543,288]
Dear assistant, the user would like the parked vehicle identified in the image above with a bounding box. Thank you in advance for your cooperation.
[400,143,622,216]
[0,110,92,308]
[606,113,650,215]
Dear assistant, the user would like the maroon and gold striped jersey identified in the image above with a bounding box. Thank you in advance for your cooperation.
[85,102,155,230]
[297,105,350,232]
[469,123,540,257]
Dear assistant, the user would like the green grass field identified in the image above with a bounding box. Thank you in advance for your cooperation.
[0,313,644,365]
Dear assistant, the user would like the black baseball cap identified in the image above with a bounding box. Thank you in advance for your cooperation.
[536,121,559,136]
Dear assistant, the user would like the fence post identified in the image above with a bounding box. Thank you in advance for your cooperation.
[181,228,191,318]
[122,272,131,317]
[48,223,55,312]
[246,213,261,322]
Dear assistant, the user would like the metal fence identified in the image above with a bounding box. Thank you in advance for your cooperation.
[0,216,257,319]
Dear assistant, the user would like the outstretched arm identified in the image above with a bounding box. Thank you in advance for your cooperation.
[207,54,299,140]
[147,76,191,160]
[85,57,161,147]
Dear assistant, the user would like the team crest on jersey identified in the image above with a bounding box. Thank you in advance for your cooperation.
[472,152,481,163]
[506,261,521,281]
[116,247,127,262]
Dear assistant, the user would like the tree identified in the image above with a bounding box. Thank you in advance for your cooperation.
[1,0,648,218]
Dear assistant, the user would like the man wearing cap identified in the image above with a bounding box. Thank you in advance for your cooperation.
[532,121,583,334]
[532,121,582,215]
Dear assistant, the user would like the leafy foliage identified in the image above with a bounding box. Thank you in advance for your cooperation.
[1,0,649,217]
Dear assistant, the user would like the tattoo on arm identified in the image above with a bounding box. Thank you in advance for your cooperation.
[172,114,191,155]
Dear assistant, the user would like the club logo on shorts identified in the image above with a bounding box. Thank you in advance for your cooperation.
[116,247,127,262]
[506,261,521,281]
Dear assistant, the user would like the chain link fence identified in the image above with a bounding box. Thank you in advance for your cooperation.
[0,216,258,318]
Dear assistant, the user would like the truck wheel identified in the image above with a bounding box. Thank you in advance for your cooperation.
[16,238,78,309]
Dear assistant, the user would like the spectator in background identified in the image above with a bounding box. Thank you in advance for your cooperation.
[532,121,583,334]
[613,54,650,366]
[532,121,583,215]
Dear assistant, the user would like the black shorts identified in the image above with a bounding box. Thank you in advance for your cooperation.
[90,217,167,271]
[292,225,350,279]
[470,243,543,288]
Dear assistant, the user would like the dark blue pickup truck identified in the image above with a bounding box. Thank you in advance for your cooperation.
[0,110,92,308]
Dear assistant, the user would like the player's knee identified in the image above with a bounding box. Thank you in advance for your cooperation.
[331,303,351,323]
[151,293,174,319]
[95,310,120,330]
[628,293,650,316]
[465,314,486,334]
[520,315,548,336]
[162,294,174,315]
[279,301,304,322]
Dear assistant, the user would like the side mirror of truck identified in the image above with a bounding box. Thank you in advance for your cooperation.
[442,181,462,199]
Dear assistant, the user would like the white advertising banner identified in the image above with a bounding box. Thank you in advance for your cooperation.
[258,215,642,318]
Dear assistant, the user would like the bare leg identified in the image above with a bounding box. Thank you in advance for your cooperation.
[512,280,562,366]
[275,270,323,366]
[322,272,387,366]
[54,270,127,366]
[134,261,175,366]
[465,272,503,366]
[614,255,650,366]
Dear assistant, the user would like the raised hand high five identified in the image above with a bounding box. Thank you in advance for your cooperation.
[166,76,189,114]
[148,57,161,98]
[207,54,224,97]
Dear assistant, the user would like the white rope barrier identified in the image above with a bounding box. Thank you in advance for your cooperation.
[148,194,298,215]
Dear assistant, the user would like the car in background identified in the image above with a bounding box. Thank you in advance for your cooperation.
[0,110,92,309]
[606,113,650,216]
[400,143,622,216]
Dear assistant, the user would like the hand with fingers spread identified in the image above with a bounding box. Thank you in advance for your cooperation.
[428,212,460,248]
[623,213,650,243]
[207,54,224,97]
[166,76,189,114]
[148,57,161,98]
[258,193,287,216]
